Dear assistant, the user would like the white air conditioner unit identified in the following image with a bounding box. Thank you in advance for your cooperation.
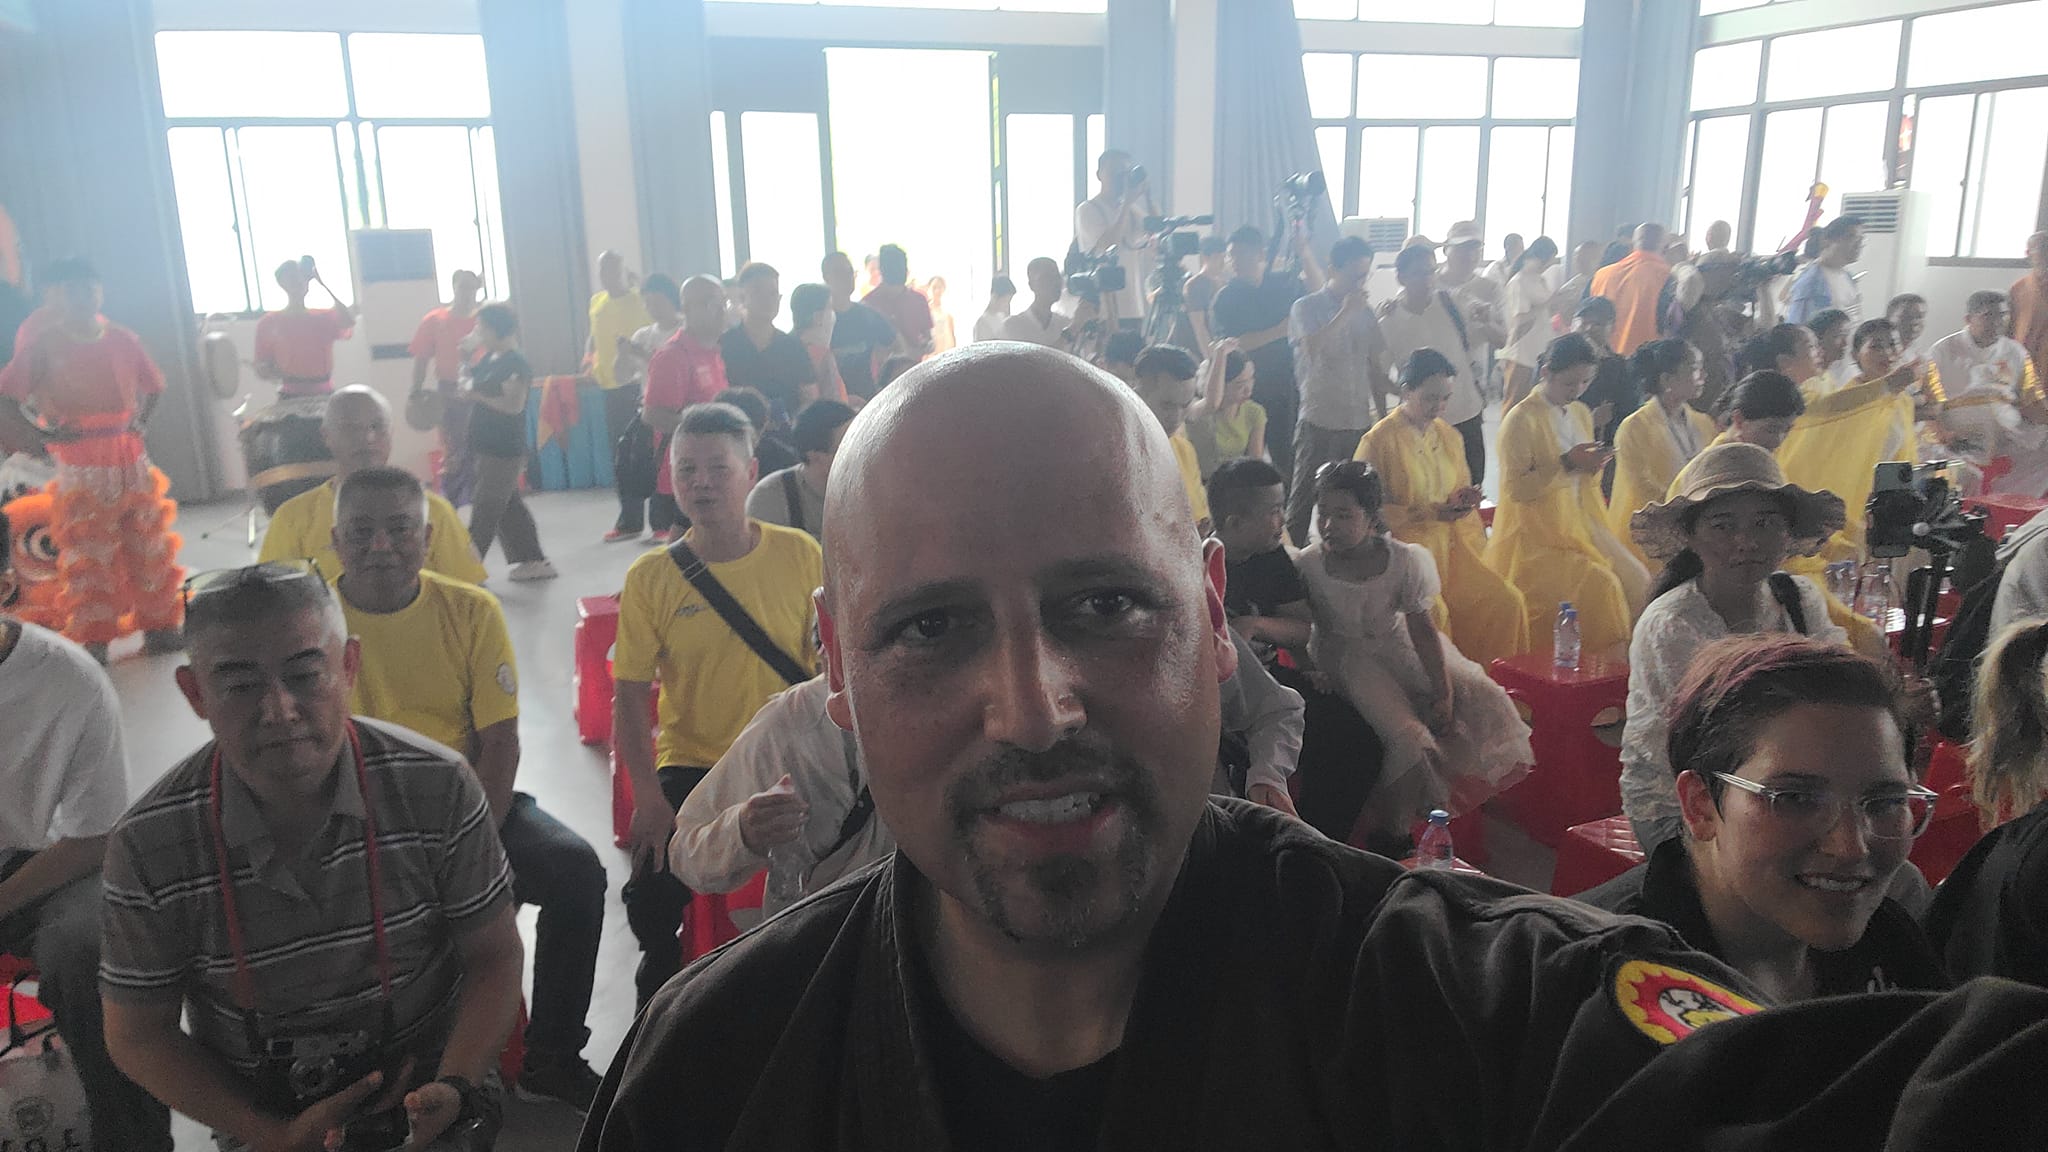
[1839,189,1930,324]
[1342,216,1411,261]
[347,229,442,360]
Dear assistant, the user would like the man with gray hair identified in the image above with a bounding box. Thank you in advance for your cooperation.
[613,402,822,1006]
[100,563,524,1150]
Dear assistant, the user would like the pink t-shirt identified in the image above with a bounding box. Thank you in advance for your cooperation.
[254,307,352,390]
[408,306,478,384]
[0,323,163,422]
[644,331,729,496]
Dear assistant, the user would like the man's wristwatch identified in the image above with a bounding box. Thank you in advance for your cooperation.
[433,1075,483,1121]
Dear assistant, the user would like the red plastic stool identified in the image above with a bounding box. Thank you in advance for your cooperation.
[498,999,528,1090]
[1488,653,1629,846]
[678,873,768,965]
[1910,741,1984,886]
[1965,492,2048,543]
[0,955,49,1028]
[574,595,621,746]
[1551,816,1645,895]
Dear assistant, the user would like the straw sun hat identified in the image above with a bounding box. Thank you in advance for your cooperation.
[1629,442,1846,563]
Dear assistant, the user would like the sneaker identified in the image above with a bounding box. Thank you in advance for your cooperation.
[508,559,560,582]
[603,526,643,543]
[515,1052,603,1111]
[142,628,187,655]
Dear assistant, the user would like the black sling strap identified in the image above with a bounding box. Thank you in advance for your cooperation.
[666,538,810,687]
[1768,572,1809,635]
[823,727,875,863]
[780,469,807,535]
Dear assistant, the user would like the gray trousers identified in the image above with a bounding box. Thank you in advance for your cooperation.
[1287,422,1368,548]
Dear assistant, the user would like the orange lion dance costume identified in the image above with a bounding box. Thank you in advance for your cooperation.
[0,316,184,648]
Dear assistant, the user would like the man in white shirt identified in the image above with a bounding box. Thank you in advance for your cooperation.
[1483,233,1524,286]
[1438,222,1508,388]
[1001,258,1091,349]
[1074,150,1153,327]
[0,508,171,1151]
[1286,236,1391,547]
[1932,290,2048,496]
[973,275,1017,344]
[1380,243,1487,485]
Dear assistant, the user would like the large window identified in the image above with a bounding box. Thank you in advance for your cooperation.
[1295,0,1582,25]
[1304,52,1576,243]
[1686,1,2048,260]
[714,0,1104,8]
[157,31,508,315]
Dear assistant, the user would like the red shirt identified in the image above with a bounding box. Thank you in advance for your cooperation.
[0,322,163,423]
[862,284,934,353]
[644,331,729,496]
[408,306,479,384]
[254,307,353,390]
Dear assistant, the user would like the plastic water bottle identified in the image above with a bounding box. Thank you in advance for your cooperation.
[1553,601,1581,672]
[1416,809,1455,870]
[763,778,812,906]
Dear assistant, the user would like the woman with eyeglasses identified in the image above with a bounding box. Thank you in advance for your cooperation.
[1923,619,2048,987]
[1580,632,1948,1003]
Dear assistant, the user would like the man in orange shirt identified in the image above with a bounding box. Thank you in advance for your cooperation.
[0,259,182,660]
[409,269,483,504]
[2009,231,2048,384]
[253,258,355,397]
[1589,223,1673,357]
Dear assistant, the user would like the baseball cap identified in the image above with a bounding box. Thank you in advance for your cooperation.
[1445,221,1484,247]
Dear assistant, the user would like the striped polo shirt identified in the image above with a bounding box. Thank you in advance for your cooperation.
[100,718,512,1074]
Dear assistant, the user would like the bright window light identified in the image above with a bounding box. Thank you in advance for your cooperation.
[1484,126,1549,245]
[1542,126,1573,238]
[1417,125,1480,241]
[1691,40,1761,112]
[1357,126,1419,224]
[346,33,491,120]
[1909,1,2048,89]
[166,128,250,314]
[1294,0,1358,17]
[1491,57,1579,121]
[1358,0,1491,23]
[156,31,347,119]
[1685,115,1749,251]
[710,112,737,278]
[1911,94,1973,259]
[1972,87,2048,259]
[1316,126,1350,217]
[1005,114,1081,274]
[1357,55,1488,120]
[1753,107,1822,253]
[1494,0,1582,26]
[376,125,488,298]
[1813,101,1888,221]
[1764,21,1901,104]
[1303,53,1356,120]
[235,126,356,310]
[738,111,826,326]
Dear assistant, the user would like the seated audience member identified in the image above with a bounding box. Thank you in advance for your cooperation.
[745,399,854,540]
[1925,619,2048,984]
[716,387,800,475]
[1930,290,2048,498]
[1703,370,1806,458]
[329,466,607,1108]
[1583,634,1948,1002]
[1742,322,1828,398]
[1129,343,1211,534]
[613,403,821,1008]
[1486,333,1648,658]
[1805,307,1855,395]
[1608,339,1717,569]
[720,263,816,423]
[1298,462,1531,839]
[0,509,171,1151]
[101,564,523,1151]
[1207,459,1386,840]
[1214,629,1305,816]
[1001,258,1087,350]
[1778,318,1919,569]
[582,342,2048,1152]
[1620,444,1848,851]
[789,283,846,406]
[1182,344,1266,477]
[1356,348,1528,666]
[260,386,487,584]
[1378,243,1485,487]
[670,674,893,920]
[1570,295,1635,446]
[1097,328,1144,385]
[1184,234,1229,351]
[973,275,1017,344]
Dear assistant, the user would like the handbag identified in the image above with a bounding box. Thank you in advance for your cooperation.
[0,972,90,1149]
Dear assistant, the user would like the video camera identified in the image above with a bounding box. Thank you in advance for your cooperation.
[1281,171,1327,208]
[1866,461,1986,559]
[1064,248,1126,304]
[1730,248,1800,294]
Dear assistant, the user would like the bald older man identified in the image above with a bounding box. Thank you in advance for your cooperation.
[259,386,488,583]
[578,345,2048,1150]
[1589,222,1673,357]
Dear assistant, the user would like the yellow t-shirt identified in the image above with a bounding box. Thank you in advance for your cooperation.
[1171,432,1211,523]
[613,523,824,768]
[340,570,519,756]
[260,479,489,586]
[589,290,654,391]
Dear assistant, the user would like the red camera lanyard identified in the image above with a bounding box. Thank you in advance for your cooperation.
[206,722,396,1023]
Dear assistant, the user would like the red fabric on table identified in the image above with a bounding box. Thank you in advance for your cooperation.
[536,374,584,451]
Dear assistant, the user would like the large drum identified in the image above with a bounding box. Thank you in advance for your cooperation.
[239,396,334,513]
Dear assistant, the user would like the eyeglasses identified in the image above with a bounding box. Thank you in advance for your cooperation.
[1711,773,1938,841]
[181,558,326,609]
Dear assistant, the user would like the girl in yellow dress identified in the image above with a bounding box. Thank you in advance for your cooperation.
[1777,318,1921,566]
[1608,339,1718,567]
[1700,368,1806,459]
[1357,348,1528,666]
[1486,333,1650,658]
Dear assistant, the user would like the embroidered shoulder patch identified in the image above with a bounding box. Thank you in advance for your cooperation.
[496,662,517,696]
[1613,959,1763,1045]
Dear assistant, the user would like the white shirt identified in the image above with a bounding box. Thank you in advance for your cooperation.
[1000,306,1071,349]
[0,621,131,852]
[1620,576,1845,838]
[1825,266,1861,322]
[1075,192,1150,321]
[1932,330,2032,399]
[1379,292,1484,426]
[1504,266,1556,367]
[972,311,1009,343]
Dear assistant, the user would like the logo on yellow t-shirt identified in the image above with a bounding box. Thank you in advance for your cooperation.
[495,662,516,695]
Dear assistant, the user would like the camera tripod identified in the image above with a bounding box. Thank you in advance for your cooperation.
[1142,256,1195,349]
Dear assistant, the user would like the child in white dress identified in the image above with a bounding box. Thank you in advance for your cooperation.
[1299,461,1533,839]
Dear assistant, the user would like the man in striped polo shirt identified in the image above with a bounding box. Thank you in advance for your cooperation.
[100,565,525,1151]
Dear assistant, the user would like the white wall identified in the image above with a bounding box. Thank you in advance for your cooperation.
[565,0,642,273]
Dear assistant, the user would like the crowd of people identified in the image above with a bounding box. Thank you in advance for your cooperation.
[16,156,2048,1149]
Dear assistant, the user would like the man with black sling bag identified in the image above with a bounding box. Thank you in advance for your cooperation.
[613,403,823,1008]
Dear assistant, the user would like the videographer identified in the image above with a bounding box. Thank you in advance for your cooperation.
[1075,150,1153,327]
[1212,225,1321,482]
[102,566,523,1152]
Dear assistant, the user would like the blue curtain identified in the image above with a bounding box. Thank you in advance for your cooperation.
[625,0,720,280]
[1569,0,1699,247]
[479,0,589,375]
[1211,0,1337,249]
[1105,0,1173,209]
[0,0,218,498]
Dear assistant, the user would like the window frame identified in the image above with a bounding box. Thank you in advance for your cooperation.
[160,31,506,316]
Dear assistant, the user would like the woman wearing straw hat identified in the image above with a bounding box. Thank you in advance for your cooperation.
[1620,442,1847,852]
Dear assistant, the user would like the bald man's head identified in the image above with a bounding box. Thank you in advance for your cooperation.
[1635,222,1668,253]
[598,250,629,294]
[321,386,393,476]
[818,344,1235,951]
[681,274,727,339]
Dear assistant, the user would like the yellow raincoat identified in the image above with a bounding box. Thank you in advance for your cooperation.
[1775,374,1910,658]
[1485,392,1647,656]
[1356,410,1530,665]
[1607,400,1718,568]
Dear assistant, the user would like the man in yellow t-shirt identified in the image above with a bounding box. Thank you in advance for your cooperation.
[614,401,822,1005]
[330,464,608,1107]
[259,386,488,584]
[1131,343,1212,534]
[588,250,655,536]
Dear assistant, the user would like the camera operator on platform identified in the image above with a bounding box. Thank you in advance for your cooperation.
[1075,150,1154,328]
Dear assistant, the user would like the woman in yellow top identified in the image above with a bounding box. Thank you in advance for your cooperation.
[1778,318,1920,567]
[1608,339,1717,566]
[1486,332,1650,658]
[1357,348,1529,666]
[1185,346,1268,477]
[1693,367,1806,461]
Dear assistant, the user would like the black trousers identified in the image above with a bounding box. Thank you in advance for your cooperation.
[621,765,711,1007]
[1273,666,1386,844]
[1455,414,1486,492]
[501,792,607,1061]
